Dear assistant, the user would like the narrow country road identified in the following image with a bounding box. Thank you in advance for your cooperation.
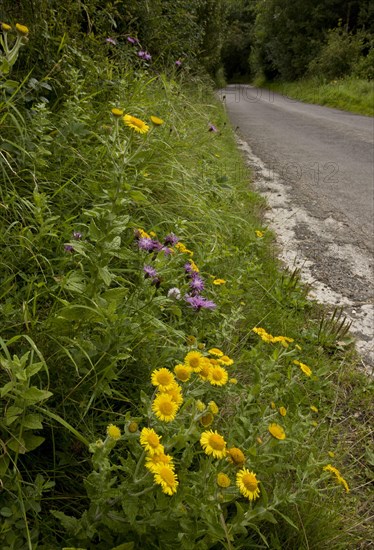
[220,84,374,370]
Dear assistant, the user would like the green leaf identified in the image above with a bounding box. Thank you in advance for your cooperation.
[63,272,87,294]
[23,432,45,452]
[22,387,52,404]
[98,266,112,286]
[22,413,43,429]
[110,544,135,550]
[4,405,23,425]
[0,381,15,398]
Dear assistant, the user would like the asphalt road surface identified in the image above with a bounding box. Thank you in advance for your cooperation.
[220,85,374,369]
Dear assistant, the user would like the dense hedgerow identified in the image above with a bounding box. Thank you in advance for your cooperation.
[0,19,372,550]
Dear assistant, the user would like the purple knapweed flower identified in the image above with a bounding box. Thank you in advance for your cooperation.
[175,60,182,67]
[184,262,193,274]
[106,37,117,45]
[164,233,179,246]
[73,231,82,240]
[64,244,74,253]
[208,123,218,132]
[138,50,152,61]
[185,295,216,311]
[168,287,181,300]
[143,265,158,279]
[127,36,138,44]
[138,238,163,252]
[189,274,204,293]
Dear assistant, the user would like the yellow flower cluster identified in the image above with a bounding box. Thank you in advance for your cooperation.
[252,327,294,347]
[293,360,312,377]
[175,242,194,256]
[323,464,350,493]
[140,427,178,495]
[151,368,183,422]
[1,22,29,35]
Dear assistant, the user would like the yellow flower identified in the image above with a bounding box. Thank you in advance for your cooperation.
[149,231,157,237]
[186,334,197,345]
[293,360,312,377]
[279,406,287,417]
[200,430,227,459]
[255,230,264,238]
[189,260,199,272]
[227,447,245,467]
[198,358,212,381]
[15,23,29,35]
[209,401,219,415]
[197,342,205,350]
[229,377,238,384]
[152,393,178,422]
[106,424,121,440]
[270,401,276,409]
[137,228,150,239]
[184,350,204,372]
[310,405,319,413]
[218,355,234,367]
[208,348,224,357]
[200,412,214,427]
[268,423,286,440]
[128,421,138,433]
[213,279,226,285]
[323,464,350,493]
[151,368,175,390]
[2,23,12,32]
[256,437,263,445]
[252,326,274,343]
[236,469,260,501]
[140,427,164,455]
[111,107,124,117]
[153,464,179,495]
[150,115,164,125]
[159,381,183,407]
[209,365,229,386]
[217,473,231,488]
[145,452,174,473]
[328,451,335,458]
[174,363,192,382]
[272,335,294,348]
[175,242,193,256]
[312,421,318,427]
[196,400,206,412]
[123,114,149,134]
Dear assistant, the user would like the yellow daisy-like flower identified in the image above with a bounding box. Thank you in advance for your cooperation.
[217,473,231,488]
[106,424,121,440]
[128,421,138,433]
[293,360,312,377]
[198,358,212,381]
[159,381,183,407]
[227,447,245,467]
[140,427,164,455]
[209,365,229,386]
[279,406,287,417]
[209,401,219,415]
[145,451,174,473]
[209,358,219,366]
[123,114,149,134]
[184,350,204,372]
[255,230,264,238]
[151,368,175,390]
[236,469,260,501]
[150,115,164,125]
[196,400,206,412]
[175,242,193,256]
[213,279,226,285]
[153,463,179,495]
[111,107,124,117]
[310,405,319,413]
[200,412,214,428]
[152,393,178,422]
[229,377,238,384]
[174,363,192,382]
[186,335,197,345]
[137,228,150,239]
[218,355,234,367]
[252,327,274,343]
[268,423,286,440]
[15,23,29,35]
[2,23,12,32]
[272,335,294,348]
[200,430,227,459]
[189,260,199,272]
[323,464,350,493]
[208,348,224,357]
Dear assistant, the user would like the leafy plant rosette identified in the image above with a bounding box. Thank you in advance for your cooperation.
[53,339,350,549]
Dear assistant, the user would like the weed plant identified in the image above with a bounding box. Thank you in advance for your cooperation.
[0,22,372,550]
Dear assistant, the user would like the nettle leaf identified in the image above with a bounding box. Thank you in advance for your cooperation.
[63,272,87,294]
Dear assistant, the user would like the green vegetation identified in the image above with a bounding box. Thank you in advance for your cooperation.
[0,4,373,549]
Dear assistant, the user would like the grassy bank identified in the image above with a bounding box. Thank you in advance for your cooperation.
[258,77,374,116]
[0,36,373,549]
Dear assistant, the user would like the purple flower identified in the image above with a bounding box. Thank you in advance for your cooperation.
[127,36,138,44]
[73,231,82,240]
[184,262,193,274]
[106,37,117,45]
[185,295,216,311]
[164,233,179,246]
[138,238,163,252]
[151,277,161,288]
[189,274,204,293]
[162,246,173,256]
[64,244,74,253]
[175,60,182,67]
[168,287,181,300]
[138,50,152,61]
[143,265,158,278]
[208,123,218,132]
